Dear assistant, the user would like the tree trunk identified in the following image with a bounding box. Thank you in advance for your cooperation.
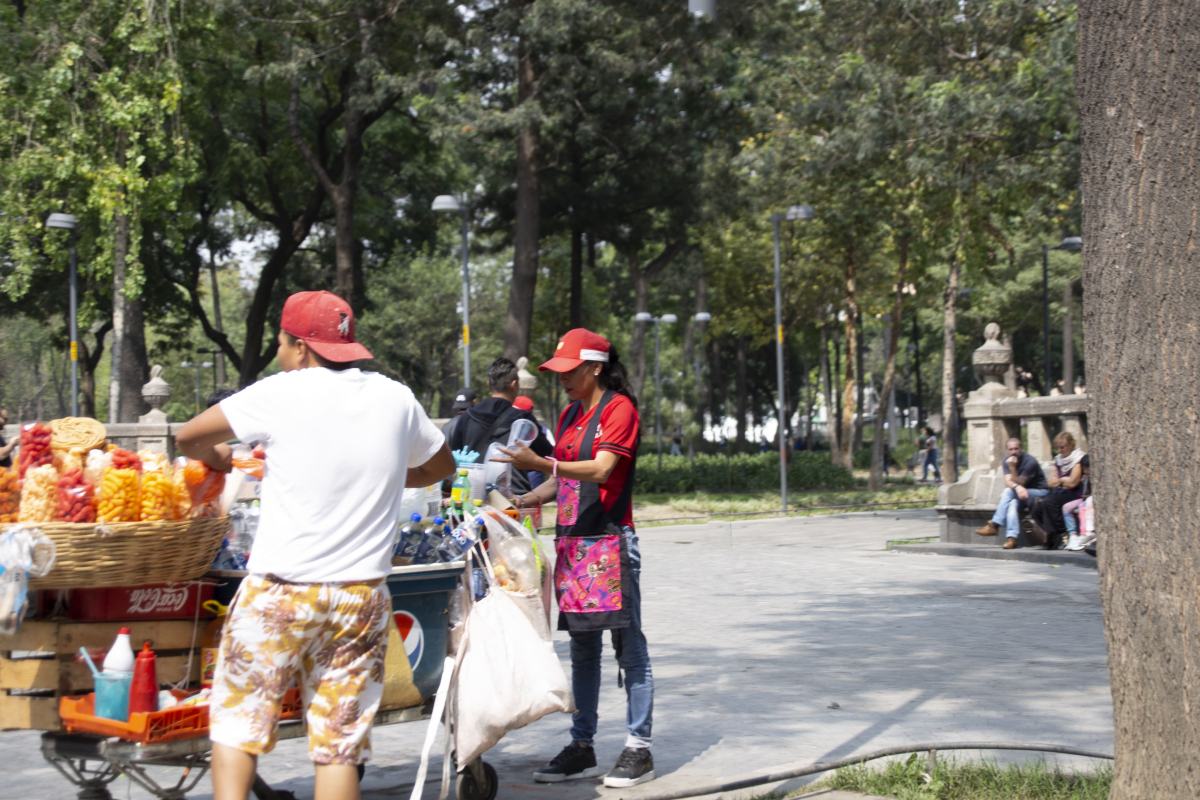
[1062,278,1075,394]
[820,324,839,459]
[941,257,959,483]
[735,337,748,451]
[912,313,924,426]
[1079,3,1200,795]
[118,297,149,422]
[629,250,649,401]
[570,227,583,329]
[208,252,228,387]
[504,33,540,362]
[709,336,723,431]
[870,234,908,490]
[854,312,865,451]
[839,242,859,469]
[109,209,129,425]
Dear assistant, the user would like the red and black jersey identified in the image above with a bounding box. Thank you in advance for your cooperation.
[554,393,640,527]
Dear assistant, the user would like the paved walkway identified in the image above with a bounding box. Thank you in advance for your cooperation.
[2,509,1112,800]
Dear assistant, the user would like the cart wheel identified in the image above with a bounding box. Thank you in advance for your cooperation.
[455,761,498,800]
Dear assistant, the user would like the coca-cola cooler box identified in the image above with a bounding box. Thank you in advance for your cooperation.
[37,583,217,621]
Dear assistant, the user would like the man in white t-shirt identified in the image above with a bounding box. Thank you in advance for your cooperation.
[177,290,454,800]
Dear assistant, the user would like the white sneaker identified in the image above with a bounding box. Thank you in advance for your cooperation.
[1078,533,1097,548]
[1065,534,1082,551]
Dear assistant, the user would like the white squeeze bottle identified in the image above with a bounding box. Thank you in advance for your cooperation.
[103,627,135,673]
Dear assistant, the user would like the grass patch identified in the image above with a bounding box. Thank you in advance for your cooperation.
[818,754,1113,800]
[632,484,938,517]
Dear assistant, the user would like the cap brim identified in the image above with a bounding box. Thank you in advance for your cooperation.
[305,339,373,363]
[451,402,470,411]
[538,356,584,373]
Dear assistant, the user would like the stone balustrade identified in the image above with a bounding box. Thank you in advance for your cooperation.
[937,324,1089,545]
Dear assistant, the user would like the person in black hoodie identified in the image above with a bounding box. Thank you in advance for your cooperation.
[446,358,553,494]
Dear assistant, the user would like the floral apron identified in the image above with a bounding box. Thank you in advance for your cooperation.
[553,391,637,633]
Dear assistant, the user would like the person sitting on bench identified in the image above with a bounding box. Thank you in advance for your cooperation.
[975,438,1049,548]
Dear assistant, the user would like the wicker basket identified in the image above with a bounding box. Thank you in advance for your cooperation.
[9,516,232,590]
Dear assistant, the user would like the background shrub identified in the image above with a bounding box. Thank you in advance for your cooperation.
[633,451,854,494]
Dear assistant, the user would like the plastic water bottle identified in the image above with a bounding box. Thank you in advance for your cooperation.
[233,501,258,563]
[450,469,471,514]
[394,513,424,562]
[415,516,448,564]
[438,516,482,562]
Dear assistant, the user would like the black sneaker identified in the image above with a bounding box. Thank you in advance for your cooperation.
[532,742,602,783]
[604,747,655,788]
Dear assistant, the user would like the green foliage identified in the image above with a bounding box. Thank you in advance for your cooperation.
[826,754,1112,800]
[633,451,853,494]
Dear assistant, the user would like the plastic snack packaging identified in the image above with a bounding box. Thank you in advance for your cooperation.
[109,448,143,472]
[18,464,59,523]
[96,467,141,523]
[57,468,96,523]
[0,528,56,634]
[181,459,225,518]
[0,469,19,523]
[138,451,176,521]
[17,423,53,479]
[83,449,111,488]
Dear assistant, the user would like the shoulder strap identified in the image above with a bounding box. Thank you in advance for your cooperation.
[556,401,583,442]
[469,405,522,458]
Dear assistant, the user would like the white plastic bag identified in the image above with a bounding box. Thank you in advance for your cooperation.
[453,546,573,768]
[479,509,550,639]
[0,528,56,634]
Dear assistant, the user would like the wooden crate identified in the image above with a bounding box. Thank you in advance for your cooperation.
[0,619,203,732]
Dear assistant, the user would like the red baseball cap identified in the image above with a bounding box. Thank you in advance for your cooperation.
[513,395,534,412]
[280,291,373,363]
[539,328,610,372]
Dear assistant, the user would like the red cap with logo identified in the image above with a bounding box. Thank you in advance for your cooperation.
[280,291,373,363]
[539,328,610,373]
[513,395,534,411]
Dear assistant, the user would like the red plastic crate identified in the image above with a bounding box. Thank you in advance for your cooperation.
[50,583,217,621]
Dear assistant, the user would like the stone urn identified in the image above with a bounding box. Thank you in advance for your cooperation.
[517,357,538,398]
[139,365,173,424]
[972,323,1014,396]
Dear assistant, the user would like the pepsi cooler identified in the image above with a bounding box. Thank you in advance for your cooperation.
[386,562,465,698]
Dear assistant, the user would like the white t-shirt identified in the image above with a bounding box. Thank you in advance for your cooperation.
[220,368,444,583]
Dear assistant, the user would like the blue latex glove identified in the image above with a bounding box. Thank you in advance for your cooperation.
[452,447,480,465]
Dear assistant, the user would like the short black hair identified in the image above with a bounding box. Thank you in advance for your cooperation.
[487,357,519,392]
[281,331,355,371]
[207,387,239,408]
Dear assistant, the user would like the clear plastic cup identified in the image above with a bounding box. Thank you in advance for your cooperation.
[463,463,486,502]
[507,418,538,448]
[94,671,133,721]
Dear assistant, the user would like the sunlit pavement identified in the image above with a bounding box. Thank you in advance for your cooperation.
[3,508,1111,800]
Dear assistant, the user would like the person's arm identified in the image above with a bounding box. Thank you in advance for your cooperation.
[406,442,456,488]
[494,442,621,484]
[176,406,235,472]
[1060,463,1084,490]
[515,477,558,508]
[0,439,17,459]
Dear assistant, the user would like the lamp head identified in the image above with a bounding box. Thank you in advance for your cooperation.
[46,213,78,230]
[694,311,713,323]
[1059,236,1082,252]
[786,204,815,221]
[660,314,678,324]
[634,312,654,323]
[687,0,716,17]
[431,195,463,214]
[181,361,194,368]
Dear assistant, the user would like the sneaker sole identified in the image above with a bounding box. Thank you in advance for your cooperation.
[604,770,655,788]
[533,766,603,783]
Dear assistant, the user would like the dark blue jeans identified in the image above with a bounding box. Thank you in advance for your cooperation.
[568,527,654,749]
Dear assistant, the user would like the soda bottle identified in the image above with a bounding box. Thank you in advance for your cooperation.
[450,469,471,514]
[438,516,482,562]
[394,512,424,564]
[415,515,448,564]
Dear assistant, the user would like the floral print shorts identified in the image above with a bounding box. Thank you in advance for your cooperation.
[209,574,390,764]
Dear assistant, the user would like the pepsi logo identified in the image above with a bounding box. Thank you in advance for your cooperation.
[393,610,424,670]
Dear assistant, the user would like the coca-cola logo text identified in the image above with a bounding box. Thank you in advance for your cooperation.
[127,585,192,615]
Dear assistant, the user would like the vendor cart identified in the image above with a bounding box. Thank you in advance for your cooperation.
[7,562,498,800]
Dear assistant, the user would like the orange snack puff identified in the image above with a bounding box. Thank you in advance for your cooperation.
[140,471,176,521]
[18,464,59,522]
[0,469,19,523]
[96,468,140,522]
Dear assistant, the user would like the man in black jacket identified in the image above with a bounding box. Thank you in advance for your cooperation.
[446,358,553,494]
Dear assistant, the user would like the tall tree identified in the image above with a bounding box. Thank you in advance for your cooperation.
[1079,1,1200,796]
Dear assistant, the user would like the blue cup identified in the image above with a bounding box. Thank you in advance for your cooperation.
[94,671,133,722]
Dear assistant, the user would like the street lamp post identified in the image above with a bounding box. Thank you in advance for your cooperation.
[433,195,472,386]
[635,311,678,470]
[1041,236,1083,395]
[769,204,815,512]
[198,348,219,388]
[46,213,80,417]
[693,311,712,449]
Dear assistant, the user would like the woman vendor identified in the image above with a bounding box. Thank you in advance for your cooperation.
[494,328,656,789]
